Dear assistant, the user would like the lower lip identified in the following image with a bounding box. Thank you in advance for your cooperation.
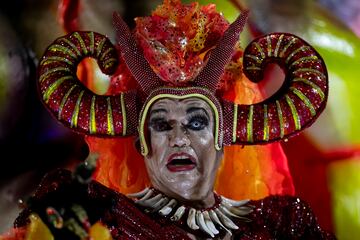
[166,164,196,172]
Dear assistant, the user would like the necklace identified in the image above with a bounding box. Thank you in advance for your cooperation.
[127,188,253,238]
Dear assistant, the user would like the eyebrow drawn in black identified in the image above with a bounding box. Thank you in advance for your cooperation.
[150,108,168,116]
[186,107,209,118]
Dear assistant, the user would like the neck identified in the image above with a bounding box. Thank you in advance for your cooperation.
[161,188,216,209]
[128,187,253,238]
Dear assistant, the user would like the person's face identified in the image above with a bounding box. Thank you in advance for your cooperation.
[144,97,223,203]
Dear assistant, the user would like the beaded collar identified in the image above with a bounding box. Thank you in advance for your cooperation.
[127,188,253,238]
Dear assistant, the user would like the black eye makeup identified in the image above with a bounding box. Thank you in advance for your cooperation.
[149,108,172,132]
[149,117,172,132]
[185,109,209,131]
[148,106,211,132]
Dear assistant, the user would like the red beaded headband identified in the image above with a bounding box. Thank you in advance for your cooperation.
[37,11,328,155]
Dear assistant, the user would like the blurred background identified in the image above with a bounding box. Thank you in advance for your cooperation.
[0,0,359,239]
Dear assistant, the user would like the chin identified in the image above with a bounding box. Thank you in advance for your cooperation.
[153,169,210,201]
[165,180,209,201]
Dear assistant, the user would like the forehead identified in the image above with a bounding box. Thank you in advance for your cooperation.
[140,94,222,155]
[150,97,213,113]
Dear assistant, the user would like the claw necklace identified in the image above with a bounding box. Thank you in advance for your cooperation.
[127,188,254,238]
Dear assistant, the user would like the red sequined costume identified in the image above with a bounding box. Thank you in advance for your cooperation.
[14,169,335,239]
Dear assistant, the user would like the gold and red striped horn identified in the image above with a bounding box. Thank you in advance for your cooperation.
[38,31,137,137]
[223,33,328,145]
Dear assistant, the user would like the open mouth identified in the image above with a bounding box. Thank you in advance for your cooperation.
[166,153,196,172]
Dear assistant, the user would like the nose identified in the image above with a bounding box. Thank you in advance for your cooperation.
[169,125,190,148]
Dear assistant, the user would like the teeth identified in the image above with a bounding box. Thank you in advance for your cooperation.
[214,209,239,230]
[203,211,219,235]
[221,196,250,207]
[187,208,199,230]
[135,189,153,204]
[127,187,150,198]
[219,205,251,222]
[137,193,162,207]
[209,210,231,235]
[151,197,169,212]
[173,157,188,160]
[131,188,253,236]
[196,211,214,237]
[159,199,177,216]
[221,201,253,217]
[219,205,239,218]
[171,205,186,221]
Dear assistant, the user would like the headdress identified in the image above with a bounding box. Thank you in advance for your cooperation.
[37,3,328,157]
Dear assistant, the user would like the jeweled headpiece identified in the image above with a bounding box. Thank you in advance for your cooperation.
[37,2,328,156]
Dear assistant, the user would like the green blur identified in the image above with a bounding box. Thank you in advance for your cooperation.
[329,159,360,240]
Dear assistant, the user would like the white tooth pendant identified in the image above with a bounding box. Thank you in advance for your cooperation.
[135,189,154,204]
[187,208,199,230]
[126,187,150,198]
[151,197,169,212]
[219,205,252,222]
[130,189,253,237]
[170,205,186,221]
[214,208,239,230]
[203,211,219,235]
[221,196,250,207]
[159,199,177,216]
[219,205,241,219]
[196,211,215,237]
[221,201,253,218]
[139,194,163,207]
[209,209,232,235]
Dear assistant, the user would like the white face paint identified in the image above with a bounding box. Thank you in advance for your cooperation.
[144,97,223,208]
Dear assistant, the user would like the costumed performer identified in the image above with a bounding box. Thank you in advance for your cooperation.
[5,0,335,239]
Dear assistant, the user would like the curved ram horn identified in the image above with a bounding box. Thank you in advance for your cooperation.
[112,12,163,95]
[223,33,328,144]
[38,31,137,136]
[193,11,249,93]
